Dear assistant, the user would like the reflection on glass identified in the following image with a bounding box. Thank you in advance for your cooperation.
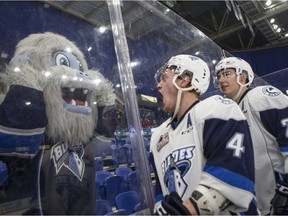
[0,0,283,215]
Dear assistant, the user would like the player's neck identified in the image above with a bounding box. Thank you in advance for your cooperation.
[177,93,198,121]
[234,86,248,103]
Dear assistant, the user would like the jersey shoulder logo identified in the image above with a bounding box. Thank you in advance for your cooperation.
[157,132,169,152]
[51,142,85,181]
[213,95,234,104]
[262,86,281,97]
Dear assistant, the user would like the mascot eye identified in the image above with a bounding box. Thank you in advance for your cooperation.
[55,53,70,67]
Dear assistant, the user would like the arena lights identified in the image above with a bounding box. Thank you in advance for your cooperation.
[263,1,287,38]
[270,18,287,38]
[99,26,107,33]
[130,61,140,67]
[140,94,157,103]
[265,0,272,7]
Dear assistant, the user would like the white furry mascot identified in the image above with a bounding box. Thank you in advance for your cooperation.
[0,32,116,215]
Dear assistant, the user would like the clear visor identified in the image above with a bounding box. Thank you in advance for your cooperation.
[155,64,178,84]
[213,68,236,88]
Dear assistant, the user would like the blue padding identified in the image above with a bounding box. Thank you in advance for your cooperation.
[0,132,44,155]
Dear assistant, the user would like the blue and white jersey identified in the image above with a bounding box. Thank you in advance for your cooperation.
[0,85,47,157]
[150,95,256,214]
[239,86,288,214]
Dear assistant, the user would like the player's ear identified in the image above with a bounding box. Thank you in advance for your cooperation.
[240,72,248,84]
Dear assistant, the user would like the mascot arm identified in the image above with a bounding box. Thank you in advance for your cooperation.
[0,84,47,157]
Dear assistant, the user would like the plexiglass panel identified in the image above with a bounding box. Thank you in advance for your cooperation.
[1,1,285,215]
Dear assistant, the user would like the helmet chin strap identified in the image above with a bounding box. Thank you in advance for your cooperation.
[233,75,246,102]
[171,89,183,123]
[232,85,244,102]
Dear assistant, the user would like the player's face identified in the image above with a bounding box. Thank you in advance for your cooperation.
[217,68,240,99]
[156,68,178,113]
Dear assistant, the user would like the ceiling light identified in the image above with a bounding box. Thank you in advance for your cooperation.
[265,0,272,6]
[99,26,106,33]
[285,33,288,37]
[130,61,139,67]
[276,28,281,33]
[273,24,278,30]
[270,18,275,24]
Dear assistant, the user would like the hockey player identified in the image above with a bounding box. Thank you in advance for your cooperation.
[215,57,288,215]
[150,54,258,215]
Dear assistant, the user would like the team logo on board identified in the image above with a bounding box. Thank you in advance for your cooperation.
[157,132,169,152]
[213,95,234,104]
[262,86,281,97]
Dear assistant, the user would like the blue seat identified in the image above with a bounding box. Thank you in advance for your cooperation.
[96,181,101,199]
[95,199,113,215]
[115,167,132,182]
[96,170,112,186]
[0,161,8,187]
[115,191,141,215]
[104,175,126,206]
[127,171,138,192]
[95,158,104,171]
[96,170,113,199]
[115,146,131,165]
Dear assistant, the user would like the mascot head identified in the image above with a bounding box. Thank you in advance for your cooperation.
[3,32,116,146]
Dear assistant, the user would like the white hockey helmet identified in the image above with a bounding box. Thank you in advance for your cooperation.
[155,54,210,95]
[215,57,254,87]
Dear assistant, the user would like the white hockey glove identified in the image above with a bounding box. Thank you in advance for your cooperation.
[271,180,288,215]
[153,192,191,215]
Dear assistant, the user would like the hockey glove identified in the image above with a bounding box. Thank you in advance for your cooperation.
[154,192,191,215]
[271,180,288,215]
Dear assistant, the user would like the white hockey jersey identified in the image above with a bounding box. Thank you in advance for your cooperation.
[150,95,256,214]
[238,85,288,214]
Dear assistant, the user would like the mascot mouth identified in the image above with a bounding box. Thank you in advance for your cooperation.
[62,87,89,106]
[62,87,92,115]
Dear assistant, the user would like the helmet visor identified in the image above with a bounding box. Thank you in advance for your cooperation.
[155,64,177,84]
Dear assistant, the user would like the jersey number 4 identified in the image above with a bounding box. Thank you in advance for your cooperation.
[226,133,245,158]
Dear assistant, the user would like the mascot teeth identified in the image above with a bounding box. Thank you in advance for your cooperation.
[61,87,89,106]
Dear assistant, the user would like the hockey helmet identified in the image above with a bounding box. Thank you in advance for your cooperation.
[215,57,254,87]
[155,54,210,95]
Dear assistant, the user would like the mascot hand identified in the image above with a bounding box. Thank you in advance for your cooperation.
[154,192,191,215]
[271,180,288,215]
